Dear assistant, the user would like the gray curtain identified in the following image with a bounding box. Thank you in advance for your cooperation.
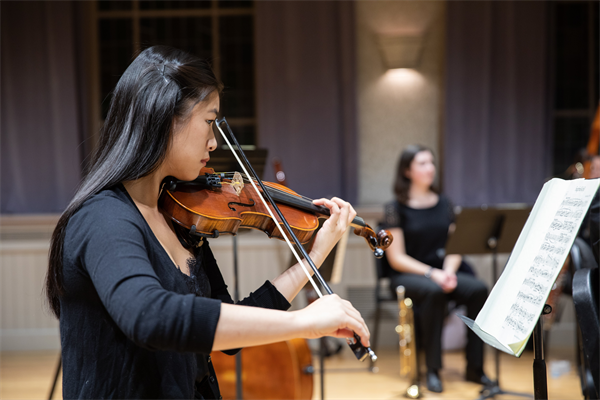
[1,1,83,213]
[255,1,357,203]
[1,1,357,212]
[443,1,551,207]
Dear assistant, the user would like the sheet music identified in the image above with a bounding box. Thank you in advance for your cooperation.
[473,178,599,354]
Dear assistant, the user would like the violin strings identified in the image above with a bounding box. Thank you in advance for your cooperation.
[221,174,319,210]
[221,173,314,202]
[215,127,323,298]
[219,172,366,227]
[220,173,314,201]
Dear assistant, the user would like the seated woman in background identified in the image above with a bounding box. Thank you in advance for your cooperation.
[383,144,491,393]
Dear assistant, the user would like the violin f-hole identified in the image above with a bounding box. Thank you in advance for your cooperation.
[228,199,256,211]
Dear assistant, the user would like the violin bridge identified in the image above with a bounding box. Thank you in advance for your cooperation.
[231,171,244,196]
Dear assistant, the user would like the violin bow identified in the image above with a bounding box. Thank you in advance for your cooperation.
[215,117,376,363]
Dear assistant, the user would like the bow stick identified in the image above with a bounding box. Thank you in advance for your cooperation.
[215,117,376,362]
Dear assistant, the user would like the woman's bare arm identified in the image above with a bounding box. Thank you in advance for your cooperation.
[271,197,356,302]
[212,294,370,351]
[385,227,432,275]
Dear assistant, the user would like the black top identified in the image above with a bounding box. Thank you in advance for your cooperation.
[60,184,291,399]
[383,195,455,272]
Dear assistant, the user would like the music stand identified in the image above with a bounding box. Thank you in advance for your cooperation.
[209,147,268,400]
[446,206,533,400]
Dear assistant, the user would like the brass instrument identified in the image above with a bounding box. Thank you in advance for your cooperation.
[396,286,420,398]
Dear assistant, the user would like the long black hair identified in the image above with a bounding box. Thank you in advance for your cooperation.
[393,144,438,204]
[45,46,223,318]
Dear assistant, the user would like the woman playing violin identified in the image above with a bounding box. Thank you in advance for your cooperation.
[45,45,369,399]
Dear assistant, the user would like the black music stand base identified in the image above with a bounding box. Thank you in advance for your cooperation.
[476,383,532,400]
[475,304,552,400]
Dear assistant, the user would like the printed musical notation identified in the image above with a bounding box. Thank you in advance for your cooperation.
[510,303,536,325]
[516,291,543,306]
[501,190,594,341]
[522,277,548,293]
[465,179,599,357]
[544,232,570,244]
[504,315,528,335]
[549,220,578,234]
[560,197,584,208]
[533,254,560,269]
[527,266,551,280]
[556,208,584,220]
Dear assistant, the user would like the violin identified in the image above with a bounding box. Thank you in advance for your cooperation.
[159,168,392,257]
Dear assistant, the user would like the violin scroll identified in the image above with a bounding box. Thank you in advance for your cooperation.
[353,226,393,259]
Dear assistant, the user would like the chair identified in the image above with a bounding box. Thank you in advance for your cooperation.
[563,237,599,399]
[563,237,598,296]
[573,267,599,400]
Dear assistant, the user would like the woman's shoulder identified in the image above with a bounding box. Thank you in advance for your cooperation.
[383,199,402,214]
[69,185,143,232]
[433,194,457,220]
[82,184,133,210]
[437,193,451,204]
[435,194,454,210]
[383,199,403,228]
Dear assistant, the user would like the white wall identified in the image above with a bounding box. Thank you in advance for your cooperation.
[356,0,446,206]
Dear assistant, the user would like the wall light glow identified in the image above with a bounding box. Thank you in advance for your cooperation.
[383,68,425,86]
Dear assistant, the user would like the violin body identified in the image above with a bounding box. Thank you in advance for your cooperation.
[159,175,318,244]
[210,338,313,400]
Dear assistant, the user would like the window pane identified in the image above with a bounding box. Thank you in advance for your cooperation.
[140,17,213,61]
[218,1,253,9]
[219,124,255,147]
[98,1,132,11]
[99,19,133,118]
[555,2,590,110]
[140,1,210,10]
[219,15,254,119]
[553,117,592,175]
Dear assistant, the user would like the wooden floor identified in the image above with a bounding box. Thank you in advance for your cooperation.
[0,346,582,399]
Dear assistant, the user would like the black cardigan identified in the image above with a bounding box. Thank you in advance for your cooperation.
[60,184,290,399]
